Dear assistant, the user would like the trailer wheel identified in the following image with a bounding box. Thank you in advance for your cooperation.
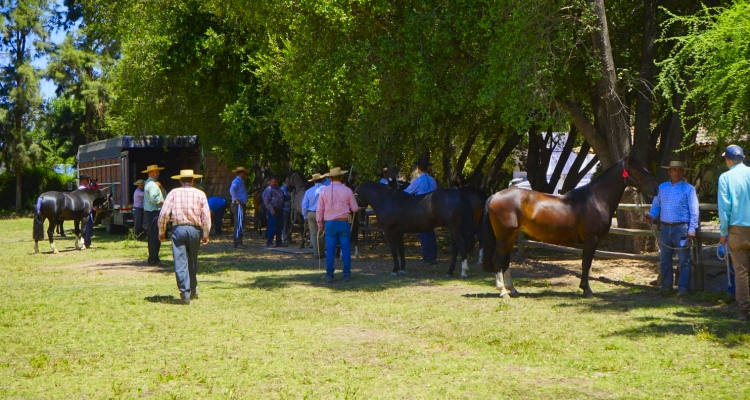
[104,218,121,234]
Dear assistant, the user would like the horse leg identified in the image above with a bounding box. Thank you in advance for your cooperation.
[74,219,82,250]
[397,235,406,275]
[385,234,400,276]
[493,238,517,298]
[579,237,599,298]
[47,219,58,254]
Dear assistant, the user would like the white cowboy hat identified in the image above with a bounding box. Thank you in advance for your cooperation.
[142,164,165,173]
[171,169,204,180]
[323,167,348,177]
[232,166,249,174]
[308,173,324,182]
[660,161,690,170]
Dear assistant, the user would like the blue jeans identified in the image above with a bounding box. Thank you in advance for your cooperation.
[171,225,201,294]
[418,229,437,262]
[325,220,351,279]
[659,223,691,291]
[231,203,245,245]
[83,213,94,247]
[266,208,283,246]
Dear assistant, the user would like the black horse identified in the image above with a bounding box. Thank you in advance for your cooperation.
[33,188,109,254]
[482,156,658,298]
[457,186,489,264]
[286,171,312,248]
[354,182,475,277]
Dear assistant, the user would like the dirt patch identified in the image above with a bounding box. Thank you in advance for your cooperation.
[329,325,400,343]
[57,257,172,276]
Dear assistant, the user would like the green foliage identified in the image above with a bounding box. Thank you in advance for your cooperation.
[0,166,74,211]
[658,1,750,140]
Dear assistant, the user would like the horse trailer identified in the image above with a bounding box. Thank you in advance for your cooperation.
[77,136,203,233]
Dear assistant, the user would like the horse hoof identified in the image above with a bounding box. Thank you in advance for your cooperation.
[499,292,511,299]
[509,290,520,298]
[390,272,397,277]
[53,249,59,254]
[582,290,594,298]
[459,274,468,279]
[444,274,452,279]
[398,270,406,276]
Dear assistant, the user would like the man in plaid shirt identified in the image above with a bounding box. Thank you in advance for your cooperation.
[646,160,699,298]
[158,169,211,305]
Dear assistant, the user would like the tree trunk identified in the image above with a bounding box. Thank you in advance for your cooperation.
[482,130,523,192]
[545,125,578,194]
[467,138,497,187]
[15,169,22,212]
[561,141,598,194]
[442,131,453,187]
[633,0,657,165]
[452,130,479,186]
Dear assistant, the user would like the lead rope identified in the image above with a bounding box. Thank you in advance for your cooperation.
[717,243,731,287]
[638,192,694,251]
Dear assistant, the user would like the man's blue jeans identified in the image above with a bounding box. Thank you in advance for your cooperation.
[659,223,691,291]
[325,220,351,279]
[418,229,437,262]
[171,225,201,295]
[266,208,283,246]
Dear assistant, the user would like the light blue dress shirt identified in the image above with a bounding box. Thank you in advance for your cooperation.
[301,183,323,217]
[718,163,750,236]
[649,180,699,234]
[404,173,437,195]
[229,176,248,204]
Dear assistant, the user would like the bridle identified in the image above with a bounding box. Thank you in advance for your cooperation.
[620,158,655,190]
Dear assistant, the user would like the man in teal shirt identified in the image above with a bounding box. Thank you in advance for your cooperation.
[718,145,750,321]
[143,164,165,265]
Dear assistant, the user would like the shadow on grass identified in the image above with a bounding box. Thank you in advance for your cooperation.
[144,295,184,305]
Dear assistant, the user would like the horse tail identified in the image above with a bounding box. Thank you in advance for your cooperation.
[460,195,475,254]
[33,197,45,241]
[481,195,496,273]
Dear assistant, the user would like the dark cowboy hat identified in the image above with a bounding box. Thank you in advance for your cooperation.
[413,156,433,168]
[79,174,91,180]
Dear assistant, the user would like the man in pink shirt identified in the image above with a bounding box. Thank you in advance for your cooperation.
[317,167,359,282]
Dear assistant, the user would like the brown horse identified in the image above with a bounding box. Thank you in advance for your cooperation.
[482,156,658,298]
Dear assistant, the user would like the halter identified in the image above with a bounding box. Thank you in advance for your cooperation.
[620,158,652,188]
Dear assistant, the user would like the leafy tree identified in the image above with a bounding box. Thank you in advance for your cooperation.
[0,0,50,211]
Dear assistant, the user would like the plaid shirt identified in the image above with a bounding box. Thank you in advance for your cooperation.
[158,185,212,238]
[649,180,699,235]
[316,182,359,226]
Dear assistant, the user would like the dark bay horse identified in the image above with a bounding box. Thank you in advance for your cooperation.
[33,188,110,253]
[482,156,658,298]
[354,182,475,277]
[286,171,312,248]
[457,186,489,264]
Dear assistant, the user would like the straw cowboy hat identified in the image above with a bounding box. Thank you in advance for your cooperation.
[142,164,165,173]
[133,179,145,186]
[308,173,325,182]
[382,167,388,173]
[660,161,690,170]
[171,169,203,180]
[324,167,348,177]
[232,166,249,174]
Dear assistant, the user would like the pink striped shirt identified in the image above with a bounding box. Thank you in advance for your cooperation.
[316,182,359,227]
[158,186,212,238]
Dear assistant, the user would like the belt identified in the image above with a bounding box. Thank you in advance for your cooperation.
[661,221,687,226]
[329,217,349,222]
[174,224,201,230]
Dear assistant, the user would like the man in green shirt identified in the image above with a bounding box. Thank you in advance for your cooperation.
[143,164,165,265]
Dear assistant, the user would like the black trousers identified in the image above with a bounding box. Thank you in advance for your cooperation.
[144,210,162,264]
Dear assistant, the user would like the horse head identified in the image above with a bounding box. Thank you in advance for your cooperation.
[623,156,658,198]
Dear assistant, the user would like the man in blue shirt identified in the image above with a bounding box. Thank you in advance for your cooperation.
[207,196,228,235]
[262,176,286,247]
[404,156,439,264]
[302,173,326,258]
[230,166,249,249]
[646,160,699,297]
[718,145,750,321]
[379,167,389,185]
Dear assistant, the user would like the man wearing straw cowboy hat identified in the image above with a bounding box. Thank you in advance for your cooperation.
[230,166,249,249]
[132,179,146,238]
[317,167,359,282]
[157,169,211,305]
[645,160,699,297]
[143,164,166,265]
[379,167,389,185]
[302,172,326,259]
[404,154,439,265]
[718,144,750,321]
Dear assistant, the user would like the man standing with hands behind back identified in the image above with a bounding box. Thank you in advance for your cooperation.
[645,160,699,298]
[143,164,166,265]
[718,145,750,321]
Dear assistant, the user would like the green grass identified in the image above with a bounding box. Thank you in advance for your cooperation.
[1,217,749,398]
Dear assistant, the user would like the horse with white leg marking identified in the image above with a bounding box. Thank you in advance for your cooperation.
[33,188,109,254]
[354,182,475,278]
[482,156,658,298]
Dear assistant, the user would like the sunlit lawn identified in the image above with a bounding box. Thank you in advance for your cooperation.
[1,217,749,398]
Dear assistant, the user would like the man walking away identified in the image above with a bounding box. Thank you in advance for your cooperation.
[158,169,211,305]
[143,164,166,265]
[317,167,359,282]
